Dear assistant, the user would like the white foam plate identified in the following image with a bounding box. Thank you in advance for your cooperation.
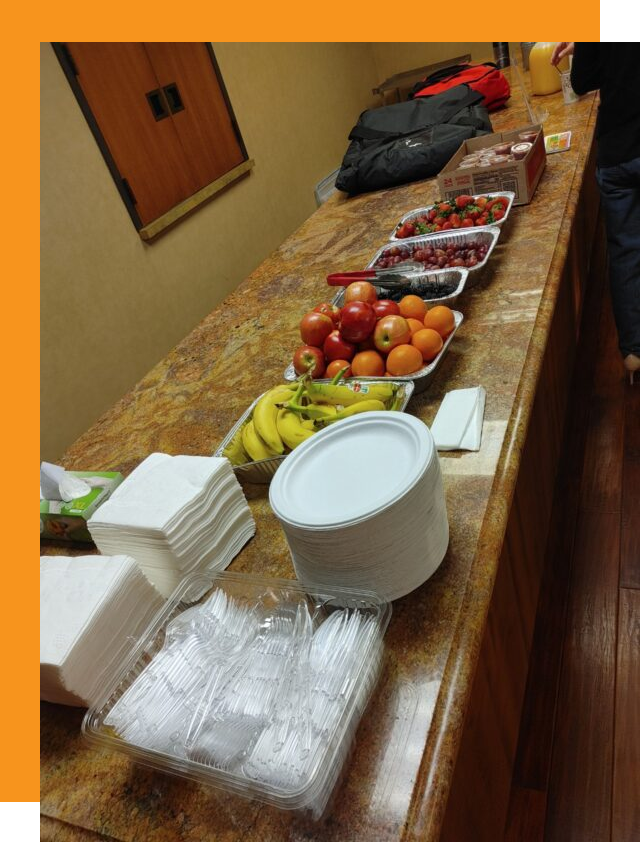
[269,413,434,530]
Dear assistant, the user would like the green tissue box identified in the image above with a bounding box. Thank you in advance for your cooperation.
[40,471,124,543]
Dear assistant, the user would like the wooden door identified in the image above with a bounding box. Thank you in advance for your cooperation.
[143,43,246,192]
[65,43,201,225]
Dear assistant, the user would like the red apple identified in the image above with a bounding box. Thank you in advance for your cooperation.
[313,302,340,326]
[293,345,326,378]
[374,315,412,353]
[323,330,356,362]
[357,335,377,352]
[372,299,401,320]
[344,280,378,305]
[339,301,376,343]
[299,311,333,347]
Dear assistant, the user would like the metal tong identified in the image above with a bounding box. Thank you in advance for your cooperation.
[327,261,424,290]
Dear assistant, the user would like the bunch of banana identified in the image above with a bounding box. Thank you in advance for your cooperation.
[222,384,295,465]
[222,377,405,466]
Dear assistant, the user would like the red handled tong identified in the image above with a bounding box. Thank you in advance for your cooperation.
[327,261,424,288]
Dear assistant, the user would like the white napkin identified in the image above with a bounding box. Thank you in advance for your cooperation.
[87,454,256,598]
[430,387,486,451]
[40,555,164,707]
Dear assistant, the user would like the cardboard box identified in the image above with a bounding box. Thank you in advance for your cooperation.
[40,470,123,543]
[437,123,546,206]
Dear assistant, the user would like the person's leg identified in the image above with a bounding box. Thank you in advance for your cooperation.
[596,158,640,363]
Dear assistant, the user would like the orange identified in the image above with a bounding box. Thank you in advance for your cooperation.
[398,294,428,321]
[423,305,455,338]
[325,359,352,379]
[351,350,385,377]
[411,328,443,362]
[385,344,424,376]
[406,317,425,336]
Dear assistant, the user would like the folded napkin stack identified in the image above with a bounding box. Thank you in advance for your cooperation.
[40,555,164,707]
[430,386,486,451]
[87,454,256,597]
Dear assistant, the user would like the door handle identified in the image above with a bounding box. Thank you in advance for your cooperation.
[163,83,184,114]
[146,89,169,121]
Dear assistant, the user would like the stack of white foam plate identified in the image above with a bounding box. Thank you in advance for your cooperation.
[269,413,448,601]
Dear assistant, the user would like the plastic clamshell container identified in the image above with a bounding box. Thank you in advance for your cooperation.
[284,312,462,395]
[388,191,515,241]
[82,571,391,819]
[214,379,415,483]
[331,267,469,309]
[368,227,500,289]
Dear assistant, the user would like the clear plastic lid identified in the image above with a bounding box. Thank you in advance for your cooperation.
[82,571,391,818]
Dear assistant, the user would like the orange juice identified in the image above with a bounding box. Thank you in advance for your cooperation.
[529,42,569,95]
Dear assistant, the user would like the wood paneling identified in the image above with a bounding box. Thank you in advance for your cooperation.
[612,588,640,840]
[504,787,547,842]
[510,218,607,792]
[441,193,600,842]
[579,290,626,513]
[624,380,640,460]
[144,43,246,193]
[620,458,640,589]
[66,43,199,225]
[544,509,619,842]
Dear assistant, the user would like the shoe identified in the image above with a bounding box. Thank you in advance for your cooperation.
[624,354,640,385]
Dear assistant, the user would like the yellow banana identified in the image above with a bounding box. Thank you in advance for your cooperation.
[251,385,294,454]
[300,419,317,431]
[242,419,279,462]
[321,399,386,424]
[276,408,315,449]
[357,383,397,403]
[305,381,397,407]
[221,425,249,466]
[304,382,368,407]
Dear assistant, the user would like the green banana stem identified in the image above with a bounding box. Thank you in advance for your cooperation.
[330,365,350,385]
[280,380,306,410]
[285,401,337,419]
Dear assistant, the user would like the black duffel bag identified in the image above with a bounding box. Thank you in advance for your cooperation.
[335,85,492,196]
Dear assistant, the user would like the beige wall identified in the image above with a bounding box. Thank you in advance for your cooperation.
[40,42,378,461]
[370,43,494,84]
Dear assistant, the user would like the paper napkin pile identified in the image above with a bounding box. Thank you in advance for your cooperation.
[87,454,256,597]
[430,387,486,451]
[40,555,164,707]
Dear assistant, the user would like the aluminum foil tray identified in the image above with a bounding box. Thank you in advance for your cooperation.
[331,268,469,309]
[367,227,500,289]
[388,191,515,241]
[214,379,415,483]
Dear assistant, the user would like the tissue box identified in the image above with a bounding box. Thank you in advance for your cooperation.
[40,471,124,543]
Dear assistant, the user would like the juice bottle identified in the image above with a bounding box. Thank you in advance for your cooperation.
[529,42,569,95]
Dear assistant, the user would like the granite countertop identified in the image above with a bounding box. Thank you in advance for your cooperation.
[41,73,598,842]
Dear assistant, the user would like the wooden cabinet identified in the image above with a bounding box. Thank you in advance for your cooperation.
[54,43,249,236]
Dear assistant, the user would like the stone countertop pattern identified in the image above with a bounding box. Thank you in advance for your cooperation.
[41,74,598,841]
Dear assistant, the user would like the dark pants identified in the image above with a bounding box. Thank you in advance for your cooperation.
[596,157,640,357]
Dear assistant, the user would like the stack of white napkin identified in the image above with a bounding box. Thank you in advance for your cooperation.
[40,555,164,707]
[430,387,486,451]
[87,454,255,597]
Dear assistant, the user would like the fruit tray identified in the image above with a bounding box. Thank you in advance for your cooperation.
[367,227,500,289]
[331,268,469,309]
[388,191,515,241]
[284,310,462,396]
[214,379,415,484]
